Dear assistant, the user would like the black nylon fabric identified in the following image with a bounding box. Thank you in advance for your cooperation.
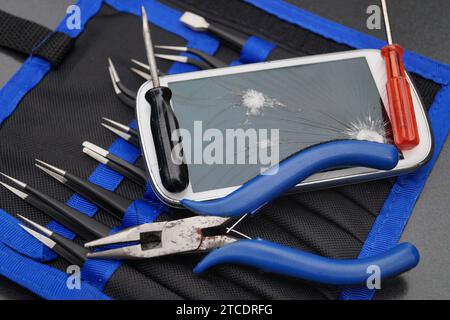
[0,2,441,300]
[0,9,74,66]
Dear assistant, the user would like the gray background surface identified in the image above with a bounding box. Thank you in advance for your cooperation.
[0,0,448,300]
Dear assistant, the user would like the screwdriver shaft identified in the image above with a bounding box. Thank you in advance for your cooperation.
[141,6,160,87]
[381,0,393,45]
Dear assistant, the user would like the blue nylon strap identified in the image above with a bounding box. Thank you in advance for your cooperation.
[247,0,450,300]
[0,242,110,300]
[144,182,160,202]
[0,58,50,126]
[121,199,164,228]
[240,36,276,64]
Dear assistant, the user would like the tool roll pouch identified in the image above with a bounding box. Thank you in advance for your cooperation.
[0,0,448,300]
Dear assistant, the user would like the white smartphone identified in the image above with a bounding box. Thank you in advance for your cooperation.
[136,49,433,207]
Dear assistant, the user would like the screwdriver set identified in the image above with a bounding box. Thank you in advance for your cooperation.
[0,0,447,300]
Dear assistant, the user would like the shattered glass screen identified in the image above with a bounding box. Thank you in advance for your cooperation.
[168,58,390,193]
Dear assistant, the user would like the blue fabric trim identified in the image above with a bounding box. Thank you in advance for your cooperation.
[0,209,56,261]
[248,0,450,300]
[0,242,110,300]
[143,182,159,202]
[240,36,276,64]
[231,36,276,66]
[121,199,164,228]
[0,58,51,126]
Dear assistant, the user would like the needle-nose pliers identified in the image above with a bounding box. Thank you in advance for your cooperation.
[85,214,419,286]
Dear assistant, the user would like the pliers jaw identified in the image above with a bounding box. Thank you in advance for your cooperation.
[85,216,237,259]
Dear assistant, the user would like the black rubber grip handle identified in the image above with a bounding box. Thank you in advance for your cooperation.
[145,87,189,193]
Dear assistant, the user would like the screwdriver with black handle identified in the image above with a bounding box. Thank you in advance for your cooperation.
[381,0,419,150]
[141,7,189,193]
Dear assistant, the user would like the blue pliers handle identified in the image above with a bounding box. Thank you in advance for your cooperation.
[182,140,400,217]
[184,140,419,285]
[194,240,419,286]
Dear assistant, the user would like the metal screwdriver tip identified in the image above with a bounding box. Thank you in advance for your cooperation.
[381,0,393,45]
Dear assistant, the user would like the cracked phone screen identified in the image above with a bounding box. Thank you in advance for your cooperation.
[168,58,392,193]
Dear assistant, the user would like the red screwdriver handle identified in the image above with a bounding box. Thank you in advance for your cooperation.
[381,44,420,150]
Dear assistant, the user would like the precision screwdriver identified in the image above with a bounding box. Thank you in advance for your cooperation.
[141,6,189,193]
[381,0,419,150]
